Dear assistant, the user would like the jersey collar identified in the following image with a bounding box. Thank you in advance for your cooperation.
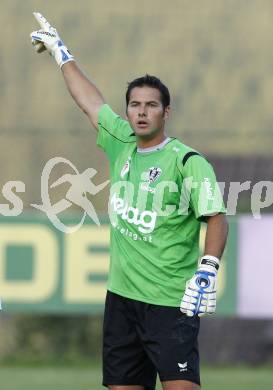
[137,137,172,154]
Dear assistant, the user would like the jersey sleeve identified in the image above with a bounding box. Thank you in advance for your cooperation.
[97,104,136,165]
[179,154,226,221]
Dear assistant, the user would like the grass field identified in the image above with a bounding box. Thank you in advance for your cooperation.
[0,365,272,390]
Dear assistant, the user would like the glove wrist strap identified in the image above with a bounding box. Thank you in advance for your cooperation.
[53,40,74,68]
[198,255,220,275]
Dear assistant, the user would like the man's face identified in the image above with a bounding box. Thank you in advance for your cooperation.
[126,86,170,138]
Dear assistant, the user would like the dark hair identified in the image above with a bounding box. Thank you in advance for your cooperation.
[126,74,170,108]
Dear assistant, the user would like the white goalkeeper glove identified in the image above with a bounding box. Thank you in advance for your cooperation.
[30,12,74,68]
[180,255,220,317]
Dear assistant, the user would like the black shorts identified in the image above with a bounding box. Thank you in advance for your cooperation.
[102,291,200,389]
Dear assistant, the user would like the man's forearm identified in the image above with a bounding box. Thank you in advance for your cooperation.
[204,213,229,259]
[62,61,105,130]
[30,12,105,130]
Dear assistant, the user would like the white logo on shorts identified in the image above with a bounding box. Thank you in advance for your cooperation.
[178,362,188,372]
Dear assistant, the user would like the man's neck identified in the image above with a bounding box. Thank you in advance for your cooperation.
[137,133,167,149]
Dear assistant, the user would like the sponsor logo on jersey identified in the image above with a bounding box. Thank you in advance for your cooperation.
[120,158,131,178]
[110,192,157,234]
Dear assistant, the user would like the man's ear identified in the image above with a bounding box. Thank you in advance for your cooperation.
[164,105,170,120]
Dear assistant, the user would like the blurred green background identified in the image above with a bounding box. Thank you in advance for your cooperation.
[1,0,273,389]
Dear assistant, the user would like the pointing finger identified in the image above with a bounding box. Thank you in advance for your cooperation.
[33,12,52,31]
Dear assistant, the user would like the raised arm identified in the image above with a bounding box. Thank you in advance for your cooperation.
[61,62,105,130]
[30,12,105,130]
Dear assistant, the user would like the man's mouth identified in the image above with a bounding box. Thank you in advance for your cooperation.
[136,120,149,128]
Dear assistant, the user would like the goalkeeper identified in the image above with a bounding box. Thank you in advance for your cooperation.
[30,12,228,390]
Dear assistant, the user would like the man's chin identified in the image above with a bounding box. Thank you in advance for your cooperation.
[134,128,155,139]
[135,131,151,138]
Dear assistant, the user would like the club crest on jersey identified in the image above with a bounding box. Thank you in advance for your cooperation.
[120,159,130,178]
[148,167,162,183]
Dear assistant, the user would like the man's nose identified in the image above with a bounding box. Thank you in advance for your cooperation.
[138,107,147,117]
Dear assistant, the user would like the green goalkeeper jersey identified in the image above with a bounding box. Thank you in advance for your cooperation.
[97,104,225,306]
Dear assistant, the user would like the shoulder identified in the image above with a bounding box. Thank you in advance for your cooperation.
[167,139,208,172]
[98,103,117,119]
[98,104,136,144]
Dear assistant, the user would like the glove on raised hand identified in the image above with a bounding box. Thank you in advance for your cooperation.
[30,12,74,68]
